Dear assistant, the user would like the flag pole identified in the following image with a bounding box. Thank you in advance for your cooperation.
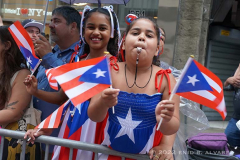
[27,128,41,141]
[42,0,50,34]
[104,51,115,114]
[30,59,42,78]
[156,57,194,131]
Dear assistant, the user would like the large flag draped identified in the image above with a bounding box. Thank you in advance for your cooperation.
[8,21,41,72]
[172,57,227,120]
[50,56,112,107]
[52,101,103,160]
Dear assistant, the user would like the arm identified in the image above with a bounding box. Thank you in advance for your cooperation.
[0,69,31,125]
[88,88,120,122]
[224,67,240,88]
[156,74,180,135]
[224,76,240,88]
[24,75,68,105]
[149,134,176,160]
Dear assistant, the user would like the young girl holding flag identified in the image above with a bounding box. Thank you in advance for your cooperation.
[24,10,177,159]
[88,17,180,159]
[24,5,120,160]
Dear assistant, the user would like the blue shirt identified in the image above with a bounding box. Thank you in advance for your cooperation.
[33,41,81,152]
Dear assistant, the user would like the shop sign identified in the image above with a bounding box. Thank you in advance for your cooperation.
[2,8,52,16]
[129,10,145,17]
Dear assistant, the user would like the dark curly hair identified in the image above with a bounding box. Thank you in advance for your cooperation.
[82,7,119,57]
[0,26,27,108]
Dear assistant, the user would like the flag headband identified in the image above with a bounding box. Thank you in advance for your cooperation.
[80,5,121,48]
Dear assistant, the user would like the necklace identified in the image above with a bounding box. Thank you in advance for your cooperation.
[125,64,153,88]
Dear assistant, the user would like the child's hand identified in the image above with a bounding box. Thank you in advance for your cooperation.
[23,75,38,95]
[101,88,120,108]
[24,128,53,144]
[155,100,175,123]
[24,129,41,144]
[149,144,174,160]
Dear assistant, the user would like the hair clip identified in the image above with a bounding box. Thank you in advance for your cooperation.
[103,6,114,38]
[80,5,92,43]
[125,14,138,25]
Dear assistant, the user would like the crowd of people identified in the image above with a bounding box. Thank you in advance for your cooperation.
[3,3,238,160]
[1,4,180,160]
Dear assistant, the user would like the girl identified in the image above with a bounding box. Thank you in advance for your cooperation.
[23,5,120,105]
[88,17,180,159]
[0,26,39,159]
[24,5,120,160]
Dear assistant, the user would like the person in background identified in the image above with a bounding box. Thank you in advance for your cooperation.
[224,66,240,154]
[30,6,82,158]
[22,19,43,44]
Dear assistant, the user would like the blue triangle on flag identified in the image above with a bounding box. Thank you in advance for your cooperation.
[20,46,39,69]
[176,60,213,93]
[79,57,111,85]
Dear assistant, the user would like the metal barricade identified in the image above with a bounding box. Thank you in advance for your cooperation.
[0,128,149,160]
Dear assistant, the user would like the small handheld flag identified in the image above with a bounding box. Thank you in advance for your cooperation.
[51,56,112,107]
[8,21,41,73]
[157,57,227,130]
[173,57,227,119]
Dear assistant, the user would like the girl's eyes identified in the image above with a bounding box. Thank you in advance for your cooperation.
[131,32,139,35]
[100,27,107,31]
[131,32,154,38]
[86,26,107,31]
[147,34,153,38]
[87,26,94,29]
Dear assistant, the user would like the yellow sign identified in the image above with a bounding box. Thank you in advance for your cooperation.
[221,30,230,36]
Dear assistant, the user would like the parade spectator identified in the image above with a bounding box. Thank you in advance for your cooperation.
[22,19,43,44]
[88,17,180,159]
[31,6,81,157]
[224,66,240,150]
[24,5,119,159]
[0,26,32,159]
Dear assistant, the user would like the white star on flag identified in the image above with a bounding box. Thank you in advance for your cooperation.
[93,69,106,78]
[115,108,142,144]
[187,74,199,86]
[27,56,32,64]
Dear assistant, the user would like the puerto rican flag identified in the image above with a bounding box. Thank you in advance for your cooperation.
[36,100,71,129]
[52,101,104,160]
[45,68,58,90]
[8,21,41,72]
[173,57,227,120]
[51,56,111,107]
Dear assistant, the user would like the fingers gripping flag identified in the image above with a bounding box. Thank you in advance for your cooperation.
[51,57,112,107]
[173,57,227,120]
[8,21,41,71]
